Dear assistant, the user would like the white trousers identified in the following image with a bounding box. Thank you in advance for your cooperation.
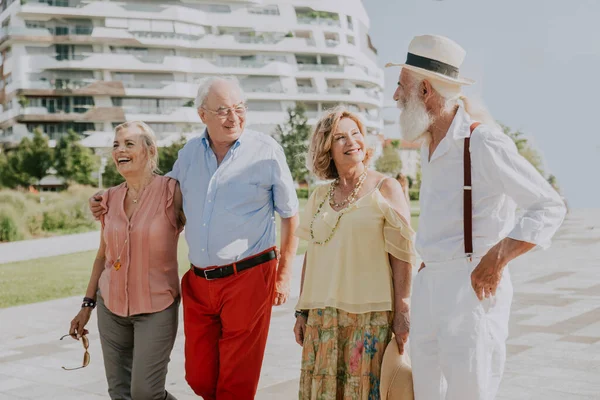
[409,257,513,400]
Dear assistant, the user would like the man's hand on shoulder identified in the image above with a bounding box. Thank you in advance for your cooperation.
[89,190,105,220]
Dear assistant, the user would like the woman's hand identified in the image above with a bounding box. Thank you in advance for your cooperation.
[393,305,410,355]
[293,315,307,346]
[69,308,92,339]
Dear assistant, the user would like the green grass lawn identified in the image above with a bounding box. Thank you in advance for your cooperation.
[0,198,419,308]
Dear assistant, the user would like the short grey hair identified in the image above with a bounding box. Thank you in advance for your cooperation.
[194,76,246,109]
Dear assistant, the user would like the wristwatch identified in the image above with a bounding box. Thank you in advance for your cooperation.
[294,310,309,319]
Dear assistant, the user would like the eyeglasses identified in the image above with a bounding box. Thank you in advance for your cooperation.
[201,103,247,118]
[60,334,90,370]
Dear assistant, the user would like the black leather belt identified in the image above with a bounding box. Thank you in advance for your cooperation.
[192,249,277,280]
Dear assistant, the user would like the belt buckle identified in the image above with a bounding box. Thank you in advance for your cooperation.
[203,267,220,281]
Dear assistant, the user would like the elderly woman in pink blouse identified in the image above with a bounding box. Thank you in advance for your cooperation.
[68,121,184,400]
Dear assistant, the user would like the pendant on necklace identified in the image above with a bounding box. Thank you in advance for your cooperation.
[132,199,138,204]
[113,260,122,271]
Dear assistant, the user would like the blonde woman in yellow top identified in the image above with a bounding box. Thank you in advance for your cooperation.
[293,106,416,399]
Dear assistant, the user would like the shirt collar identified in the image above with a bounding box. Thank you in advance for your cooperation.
[421,105,472,163]
[201,128,244,151]
[449,105,472,140]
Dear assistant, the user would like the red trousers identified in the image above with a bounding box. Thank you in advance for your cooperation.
[181,248,276,400]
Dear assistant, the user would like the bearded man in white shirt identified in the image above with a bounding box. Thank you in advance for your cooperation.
[386,35,566,400]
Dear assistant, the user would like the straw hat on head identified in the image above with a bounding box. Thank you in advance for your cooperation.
[386,34,474,86]
[379,336,414,400]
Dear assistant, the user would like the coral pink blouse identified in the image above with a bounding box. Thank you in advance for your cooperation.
[99,175,182,317]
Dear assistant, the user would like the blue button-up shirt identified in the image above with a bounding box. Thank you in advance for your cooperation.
[167,129,298,267]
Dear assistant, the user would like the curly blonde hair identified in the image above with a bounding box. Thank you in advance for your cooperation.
[114,121,160,174]
[307,106,373,180]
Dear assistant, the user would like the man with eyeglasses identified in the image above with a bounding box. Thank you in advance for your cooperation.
[90,76,299,399]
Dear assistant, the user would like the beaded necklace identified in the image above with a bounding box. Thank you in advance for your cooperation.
[310,169,368,245]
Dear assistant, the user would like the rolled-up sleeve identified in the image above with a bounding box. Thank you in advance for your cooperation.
[270,144,299,218]
[476,132,566,249]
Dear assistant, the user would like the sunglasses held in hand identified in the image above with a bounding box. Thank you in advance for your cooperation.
[60,333,90,370]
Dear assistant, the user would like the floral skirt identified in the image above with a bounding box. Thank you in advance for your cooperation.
[299,307,393,400]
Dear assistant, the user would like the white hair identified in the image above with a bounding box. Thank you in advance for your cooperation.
[194,76,246,109]
[408,70,500,130]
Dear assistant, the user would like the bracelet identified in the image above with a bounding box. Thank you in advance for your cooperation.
[82,297,96,309]
[294,310,309,319]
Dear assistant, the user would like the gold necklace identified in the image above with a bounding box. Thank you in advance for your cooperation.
[112,228,128,271]
[310,169,368,245]
[127,175,154,204]
[329,169,368,209]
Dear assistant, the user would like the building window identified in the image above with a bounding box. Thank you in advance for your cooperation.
[208,4,231,13]
[347,35,355,45]
[347,16,354,30]
[248,5,279,15]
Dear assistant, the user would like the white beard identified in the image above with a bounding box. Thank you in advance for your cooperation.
[398,94,432,142]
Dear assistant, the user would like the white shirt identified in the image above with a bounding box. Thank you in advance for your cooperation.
[417,106,566,263]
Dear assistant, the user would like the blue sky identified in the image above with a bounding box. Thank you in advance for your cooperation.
[363,0,599,208]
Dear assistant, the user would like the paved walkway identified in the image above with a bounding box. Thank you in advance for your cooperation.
[0,231,100,264]
[0,209,599,399]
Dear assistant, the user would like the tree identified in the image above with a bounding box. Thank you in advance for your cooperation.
[274,103,310,183]
[0,129,52,188]
[0,151,30,188]
[54,129,96,185]
[375,144,402,176]
[158,136,187,174]
[20,129,54,183]
[101,160,125,187]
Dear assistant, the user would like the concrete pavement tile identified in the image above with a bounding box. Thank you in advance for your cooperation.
[506,332,562,346]
[505,344,533,356]
[3,382,88,399]
[526,271,576,284]
[571,321,600,338]
[72,378,108,396]
[559,335,600,345]
[0,376,34,392]
[256,378,299,399]
[0,393,27,400]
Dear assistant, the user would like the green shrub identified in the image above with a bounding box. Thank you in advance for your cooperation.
[409,189,420,201]
[0,206,24,242]
[296,188,309,199]
[0,191,30,213]
[27,214,44,236]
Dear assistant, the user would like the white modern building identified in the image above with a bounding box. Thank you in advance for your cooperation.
[0,0,384,148]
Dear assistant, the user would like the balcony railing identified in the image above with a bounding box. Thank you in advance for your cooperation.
[327,87,351,95]
[21,106,90,115]
[297,17,341,27]
[14,79,96,90]
[121,106,180,114]
[25,0,85,8]
[131,31,203,41]
[235,35,280,45]
[133,54,168,63]
[298,64,344,73]
[120,81,169,89]
[297,86,317,93]
[214,59,267,69]
[325,39,340,48]
[244,86,285,93]
[54,53,92,61]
